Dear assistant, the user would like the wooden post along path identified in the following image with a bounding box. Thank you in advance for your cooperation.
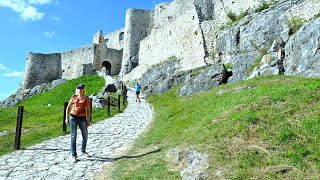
[63,102,68,133]
[14,106,24,150]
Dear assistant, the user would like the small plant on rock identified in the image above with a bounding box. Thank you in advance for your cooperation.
[255,1,271,13]
[227,11,238,22]
[224,63,233,70]
[210,51,215,60]
[288,16,305,35]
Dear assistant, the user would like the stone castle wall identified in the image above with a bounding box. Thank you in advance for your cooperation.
[124,6,206,81]
[104,48,123,75]
[104,28,125,50]
[22,0,289,90]
[120,9,155,75]
[23,53,62,89]
[61,45,95,80]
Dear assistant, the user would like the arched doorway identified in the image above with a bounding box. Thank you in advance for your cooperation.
[102,61,112,75]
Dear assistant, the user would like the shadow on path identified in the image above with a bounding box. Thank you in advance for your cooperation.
[87,148,161,163]
[23,148,69,151]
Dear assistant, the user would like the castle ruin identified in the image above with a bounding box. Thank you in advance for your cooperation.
[22,0,276,90]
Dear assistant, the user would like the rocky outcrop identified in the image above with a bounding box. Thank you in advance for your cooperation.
[138,58,233,96]
[166,148,209,180]
[179,65,232,96]
[284,18,320,77]
[0,79,66,107]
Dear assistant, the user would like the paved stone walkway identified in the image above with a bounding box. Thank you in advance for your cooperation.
[0,89,153,180]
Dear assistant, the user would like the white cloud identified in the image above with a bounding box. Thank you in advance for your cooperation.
[3,71,24,77]
[45,30,55,37]
[27,0,53,5]
[0,64,8,70]
[20,5,44,21]
[0,0,57,21]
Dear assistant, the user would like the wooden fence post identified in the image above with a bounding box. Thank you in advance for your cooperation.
[90,98,92,122]
[107,96,111,117]
[14,106,24,150]
[118,94,121,111]
[123,91,125,106]
[63,102,68,133]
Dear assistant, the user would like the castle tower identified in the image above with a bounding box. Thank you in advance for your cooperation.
[93,30,105,44]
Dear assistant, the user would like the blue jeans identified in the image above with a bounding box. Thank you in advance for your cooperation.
[69,115,88,157]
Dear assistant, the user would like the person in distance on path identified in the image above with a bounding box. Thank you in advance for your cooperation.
[135,82,141,102]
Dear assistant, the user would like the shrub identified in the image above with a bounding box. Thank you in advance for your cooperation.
[210,51,215,60]
[224,63,233,70]
[288,16,305,35]
[314,12,320,19]
[255,1,271,13]
[227,11,238,22]
[238,10,249,20]
[227,10,249,24]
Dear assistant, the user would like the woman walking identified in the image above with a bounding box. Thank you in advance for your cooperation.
[65,84,91,162]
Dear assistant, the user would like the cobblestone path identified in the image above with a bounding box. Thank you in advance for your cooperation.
[0,89,153,180]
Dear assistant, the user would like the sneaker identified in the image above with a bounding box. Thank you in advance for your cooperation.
[70,155,77,163]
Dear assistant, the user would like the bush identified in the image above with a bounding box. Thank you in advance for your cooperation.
[210,51,215,60]
[224,63,233,70]
[227,10,249,25]
[227,11,237,22]
[255,1,271,13]
[288,16,305,35]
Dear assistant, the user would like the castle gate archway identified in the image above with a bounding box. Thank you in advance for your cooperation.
[102,61,112,75]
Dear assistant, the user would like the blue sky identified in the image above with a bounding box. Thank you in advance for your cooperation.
[0,0,171,101]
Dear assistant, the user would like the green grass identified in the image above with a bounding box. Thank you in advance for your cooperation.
[0,75,127,156]
[109,75,320,179]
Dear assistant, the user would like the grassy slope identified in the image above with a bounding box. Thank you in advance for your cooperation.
[109,75,320,179]
[0,75,126,156]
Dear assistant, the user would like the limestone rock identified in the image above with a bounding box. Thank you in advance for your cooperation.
[167,148,209,180]
[284,18,320,77]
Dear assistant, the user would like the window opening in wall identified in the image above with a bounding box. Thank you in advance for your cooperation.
[102,61,112,75]
[141,31,143,35]
[68,66,70,69]
[63,70,65,72]
[193,16,195,20]
[170,31,172,35]
[119,32,124,41]
[105,39,109,45]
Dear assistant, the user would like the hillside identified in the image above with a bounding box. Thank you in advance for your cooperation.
[107,75,320,179]
[0,75,125,156]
